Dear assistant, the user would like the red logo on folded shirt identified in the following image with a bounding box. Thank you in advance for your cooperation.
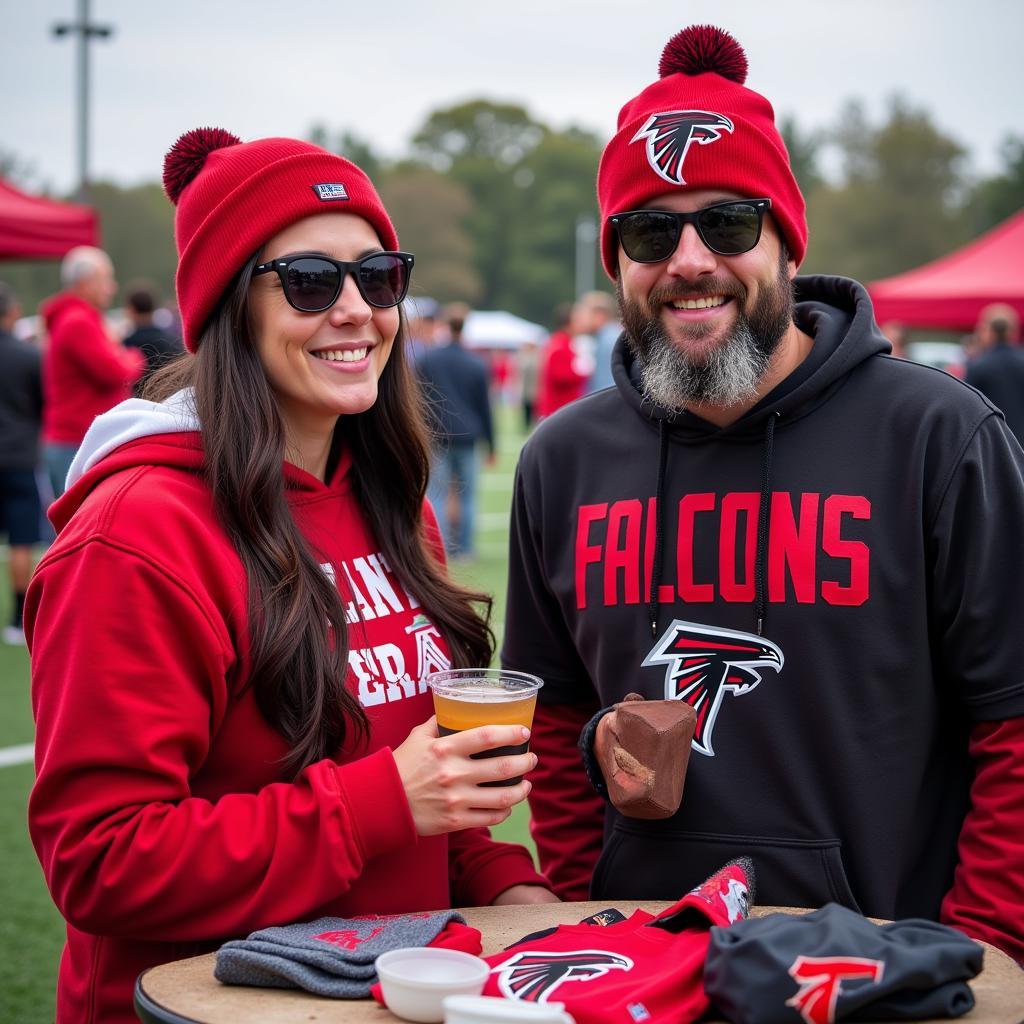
[786,955,885,1024]
[314,925,385,950]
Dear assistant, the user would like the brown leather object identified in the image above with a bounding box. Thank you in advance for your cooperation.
[598,693,696,819]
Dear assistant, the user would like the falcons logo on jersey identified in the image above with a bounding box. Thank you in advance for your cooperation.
[643,621,783,756]
[493,950,633,1003]
[630,110,735,185]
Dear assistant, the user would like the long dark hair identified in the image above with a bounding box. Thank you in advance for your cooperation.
[148,252,493,775]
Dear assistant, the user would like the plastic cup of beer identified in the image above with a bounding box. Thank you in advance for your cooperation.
[427,668,543,787]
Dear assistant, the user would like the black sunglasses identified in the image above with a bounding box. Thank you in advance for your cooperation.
[252,251,414,312]
[610,198,772,263]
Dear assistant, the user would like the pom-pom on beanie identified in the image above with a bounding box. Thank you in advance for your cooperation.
[163,128,399,351]
[597,25,807,277]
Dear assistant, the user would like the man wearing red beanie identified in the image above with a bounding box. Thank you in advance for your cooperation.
[502,25,1024,964]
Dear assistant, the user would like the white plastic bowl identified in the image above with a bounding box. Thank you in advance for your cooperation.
[376,947,490,1023]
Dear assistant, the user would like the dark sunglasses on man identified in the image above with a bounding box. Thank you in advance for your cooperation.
[252,251,414,312]
[611,198,772,264]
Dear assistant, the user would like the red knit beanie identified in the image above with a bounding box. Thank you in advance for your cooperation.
[597,25,807,277]
[163,128,400,351]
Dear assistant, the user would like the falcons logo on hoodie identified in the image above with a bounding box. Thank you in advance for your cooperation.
[643,621,783,756]
[631,110,734,185]
[493,950,633,1003]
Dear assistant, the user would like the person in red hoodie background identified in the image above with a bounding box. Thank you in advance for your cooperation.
[537,302,594,419]
[26,129,555,1024]
[40,246,144,497]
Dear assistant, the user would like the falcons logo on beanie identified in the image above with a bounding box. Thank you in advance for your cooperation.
[493,950,633,1003]
[631,110,734,185]
[643,620,783,756]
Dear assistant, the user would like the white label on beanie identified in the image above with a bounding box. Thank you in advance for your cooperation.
[312,182,350,201]
[631,111,734,185]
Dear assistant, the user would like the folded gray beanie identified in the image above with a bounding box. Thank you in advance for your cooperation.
[215,911,466,998]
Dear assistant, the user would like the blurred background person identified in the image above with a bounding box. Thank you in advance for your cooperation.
[881,320,909,360]
[966,303,1024,445]
[417,301,495,558]
[489,348,514,407]
[517,337,540,431]
[122,282,184,395]
[405,296,441,365]
[40,246,144,497]
[0,282,43,644]
[576,290,621,393]
[538,301,593,418]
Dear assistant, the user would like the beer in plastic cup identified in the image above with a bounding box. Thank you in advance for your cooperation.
[427,669,543,787]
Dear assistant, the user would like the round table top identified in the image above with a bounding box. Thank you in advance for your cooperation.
[136,902,1024,1024]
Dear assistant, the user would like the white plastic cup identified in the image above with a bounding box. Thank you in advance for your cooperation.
[443,994,576,1023]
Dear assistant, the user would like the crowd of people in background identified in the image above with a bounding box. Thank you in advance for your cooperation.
[2,249,1022,592]
[405,289,623,558]
[0,247,184,642]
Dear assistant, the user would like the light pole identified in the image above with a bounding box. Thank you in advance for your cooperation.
[53,0,114,202]
[575,214,598,299]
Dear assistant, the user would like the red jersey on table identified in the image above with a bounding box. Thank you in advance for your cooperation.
[483,859,753,1024]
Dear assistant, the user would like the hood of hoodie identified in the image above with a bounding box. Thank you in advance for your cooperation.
[50,387,349,532]
[611,275,891,441]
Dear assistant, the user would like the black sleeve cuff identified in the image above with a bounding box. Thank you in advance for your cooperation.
[578,705,616,802]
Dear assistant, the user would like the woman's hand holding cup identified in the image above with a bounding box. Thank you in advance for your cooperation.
[393,717,537,836]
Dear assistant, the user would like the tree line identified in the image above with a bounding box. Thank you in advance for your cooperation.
[2,95,1022,328]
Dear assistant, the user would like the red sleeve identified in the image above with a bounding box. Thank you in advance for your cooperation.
[527,701,605,901]
[26,539,417,942]
[446,826,549,907]
[940,716,1024,964]
[64,315,144,388]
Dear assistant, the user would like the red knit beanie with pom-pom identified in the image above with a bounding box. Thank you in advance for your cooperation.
[163,129,399,351]
[597,25,807,276]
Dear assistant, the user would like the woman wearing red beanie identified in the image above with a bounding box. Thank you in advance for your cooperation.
[25,129,554,1024]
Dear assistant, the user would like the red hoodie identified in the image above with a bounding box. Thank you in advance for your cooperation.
[538,330,591,418]
[40,292,144,444]
[26,393,546,1024]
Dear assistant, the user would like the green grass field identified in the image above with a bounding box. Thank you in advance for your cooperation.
[0,403,533,1023]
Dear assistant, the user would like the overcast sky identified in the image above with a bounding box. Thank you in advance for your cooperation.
[5,0,1023,195]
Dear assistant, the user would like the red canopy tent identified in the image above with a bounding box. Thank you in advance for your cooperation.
[0,175,99,260]
[868,209,1024,332]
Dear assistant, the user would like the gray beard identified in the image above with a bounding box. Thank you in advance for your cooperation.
[633,315,771,409]
[616,253,793,412]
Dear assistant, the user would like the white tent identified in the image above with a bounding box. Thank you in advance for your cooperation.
[462,310,546,350]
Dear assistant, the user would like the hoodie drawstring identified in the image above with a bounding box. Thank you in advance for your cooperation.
[648,420,670,637]
[754,412,779,636]
[647,412,779,641]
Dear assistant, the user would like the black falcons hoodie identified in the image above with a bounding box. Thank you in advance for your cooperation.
[502,275,1024,924]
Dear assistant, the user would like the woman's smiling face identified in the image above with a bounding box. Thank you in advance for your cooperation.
[248,211,399,441]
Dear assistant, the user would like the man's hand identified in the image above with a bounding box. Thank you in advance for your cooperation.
[594,694,696,819]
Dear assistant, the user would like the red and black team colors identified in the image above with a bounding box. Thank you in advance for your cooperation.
[483,859,752,1023]
[502,24,1024,965]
